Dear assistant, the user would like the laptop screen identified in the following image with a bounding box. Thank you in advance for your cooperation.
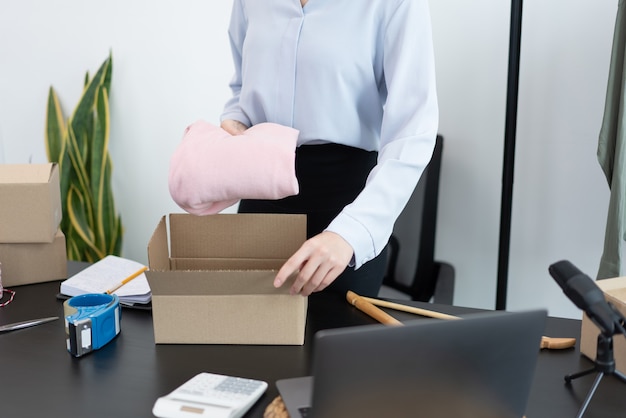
[279,309,546,418]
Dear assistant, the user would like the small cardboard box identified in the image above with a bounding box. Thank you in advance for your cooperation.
[580,276,626,374]
[146,213,308,345]
[0,229,67,286]
[0,163,62,243]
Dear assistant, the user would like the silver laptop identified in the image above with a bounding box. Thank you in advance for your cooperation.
[277,310,546,418]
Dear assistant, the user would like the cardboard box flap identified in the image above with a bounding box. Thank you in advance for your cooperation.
[146,270,292,296]
[596,276,626,291]
[598,277,626,309]
[607,288,626,306]
[168,213,306,259]
[0,163,56,183]
[597,276,626,291]
[147,216,171,271]
[0,163,62,243]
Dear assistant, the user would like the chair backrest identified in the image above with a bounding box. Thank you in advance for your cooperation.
[383,134,448,301]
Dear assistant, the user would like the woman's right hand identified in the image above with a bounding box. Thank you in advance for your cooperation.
[221,119,248,135]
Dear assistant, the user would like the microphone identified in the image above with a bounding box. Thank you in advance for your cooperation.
[549,260,618,336]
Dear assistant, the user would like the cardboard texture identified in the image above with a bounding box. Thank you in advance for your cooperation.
[146,213,308,345]
[0,163,62,243]
[0,229,68,286]
[580,276,626,374]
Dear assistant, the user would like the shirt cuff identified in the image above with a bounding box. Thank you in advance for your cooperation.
[325,213,376,270]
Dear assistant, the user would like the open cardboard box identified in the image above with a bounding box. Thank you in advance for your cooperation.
[0,229,67,286]
[146,213,308,345]
[0,163,62,243]
[580,276,626,374]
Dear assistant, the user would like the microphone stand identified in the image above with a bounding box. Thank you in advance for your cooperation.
[564,305,626,418]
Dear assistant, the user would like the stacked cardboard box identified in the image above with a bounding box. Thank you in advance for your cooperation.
[0,163,67,286]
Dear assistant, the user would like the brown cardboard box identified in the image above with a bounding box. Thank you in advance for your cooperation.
[146,213,308,345]
[580,276,626,374]
[0,163,62,243]
[0,229,67,286]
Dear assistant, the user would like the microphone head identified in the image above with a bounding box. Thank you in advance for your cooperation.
[548,260,582,290]
[549,260,617,335]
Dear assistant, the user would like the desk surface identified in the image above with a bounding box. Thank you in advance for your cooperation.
[0,267,625,417]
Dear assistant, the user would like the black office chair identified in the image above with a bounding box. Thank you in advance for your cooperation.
[380,134,455,304]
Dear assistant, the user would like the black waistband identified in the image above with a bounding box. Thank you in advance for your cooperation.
[294,143,377,207]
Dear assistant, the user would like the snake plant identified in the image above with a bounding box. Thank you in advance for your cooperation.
[45,52,123,262]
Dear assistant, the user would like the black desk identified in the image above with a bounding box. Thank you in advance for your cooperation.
[0,270,625,417]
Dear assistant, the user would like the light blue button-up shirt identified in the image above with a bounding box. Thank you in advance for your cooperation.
[222,0,439,269]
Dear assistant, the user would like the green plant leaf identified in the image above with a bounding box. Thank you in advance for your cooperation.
[67,185,104,260]
[45,87,66,163]
[111,215,123,256]
[66,228,80,261]
[100,157,122,255]
[66,125,93,221]
[91,86,107,242]
[102,50,113,95]
[70,56,111,161]
[45,53,122,262]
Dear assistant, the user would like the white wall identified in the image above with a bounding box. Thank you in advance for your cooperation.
[0,1,619,319]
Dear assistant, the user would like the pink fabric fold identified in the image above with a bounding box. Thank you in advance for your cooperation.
[169,120,300,215]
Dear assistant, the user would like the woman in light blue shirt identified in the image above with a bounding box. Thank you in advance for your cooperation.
[221,0,439,297]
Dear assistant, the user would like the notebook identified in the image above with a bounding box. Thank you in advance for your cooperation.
[277,309,546,418]
[59,255,151,305]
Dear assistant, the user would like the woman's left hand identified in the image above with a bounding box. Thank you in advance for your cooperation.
[274,231,354,296]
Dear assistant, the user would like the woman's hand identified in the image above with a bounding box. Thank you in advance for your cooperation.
[274,231,354,296]
[221,119,248,135]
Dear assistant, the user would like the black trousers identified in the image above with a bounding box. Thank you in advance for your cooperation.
[239,143,387,298]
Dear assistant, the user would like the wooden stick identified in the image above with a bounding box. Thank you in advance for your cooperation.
[540,336,577,350]
[348,292,577,350]
[360,295,461,320]
[346,291,403,326]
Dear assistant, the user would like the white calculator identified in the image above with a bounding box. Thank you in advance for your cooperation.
[153,372,268,418]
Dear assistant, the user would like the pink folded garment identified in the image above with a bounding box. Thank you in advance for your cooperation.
[169,120,300,215]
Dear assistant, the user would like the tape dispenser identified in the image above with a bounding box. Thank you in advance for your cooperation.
[64,293,121,357]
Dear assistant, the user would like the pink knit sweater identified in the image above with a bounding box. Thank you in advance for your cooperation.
[169,120,299,215]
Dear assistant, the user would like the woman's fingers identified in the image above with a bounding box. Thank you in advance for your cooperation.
[274,231,353,296]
